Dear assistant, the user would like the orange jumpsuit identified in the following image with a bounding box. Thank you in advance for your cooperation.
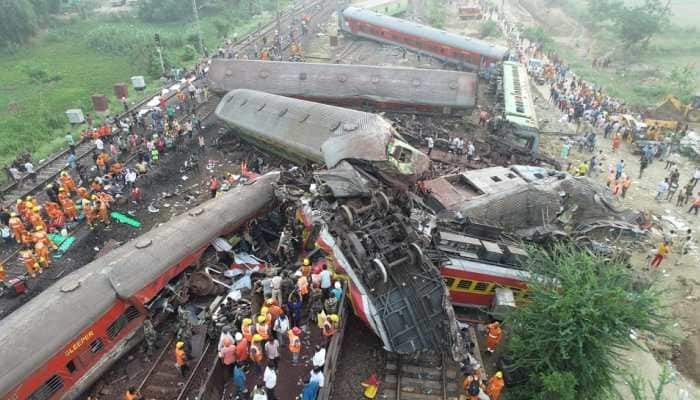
[98,200,110,224]
[20,250,40,277]
[35,241,50,267]
[83,203,97,227]
[0,264,5,283]
[8,216,25,243]
[20,230,34,246]
[486,322,502,351]
[61,198,78,220]
[57,192,68,205]
[61,174,77,194]
[486,376,504,400]
[44,202,60,216]
[32,230,56,249]
[77,187,89,200]
[16,201,27,220]
[29,213,46,232]
[256,323,269,340]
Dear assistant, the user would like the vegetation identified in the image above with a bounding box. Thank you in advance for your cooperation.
[522,26,555,52]
[0,0,61,48]
[427,0,446,29]
[504,245,668,399]
[0,0,278,175]
[478,20,500,39]
[623,366,673,400]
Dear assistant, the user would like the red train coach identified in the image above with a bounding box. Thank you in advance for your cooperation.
[340,6,509,71]
[0,174,279,400]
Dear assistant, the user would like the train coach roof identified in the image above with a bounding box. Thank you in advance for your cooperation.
[215,89,396,168]
[0,175,279,396]
[207,60,477,108]
[343,6,509,60]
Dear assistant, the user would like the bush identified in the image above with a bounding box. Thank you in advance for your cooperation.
[479,20,499,38]
[138,0,192,22]
[181,44,197,61]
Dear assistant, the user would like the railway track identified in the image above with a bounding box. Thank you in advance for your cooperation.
[0,0,336,209]
[383,353,462,400]
[137,337,214,400]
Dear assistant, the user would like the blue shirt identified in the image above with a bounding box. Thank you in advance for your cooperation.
[302,381,320,400]
[331,287,343,301]
[233,365,246,388]
[319,270,332,289]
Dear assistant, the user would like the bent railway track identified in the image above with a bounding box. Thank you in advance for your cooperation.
[383,353,462,400]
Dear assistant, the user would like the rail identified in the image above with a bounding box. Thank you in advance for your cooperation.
[176,341,212,400]
[317,282,349,400]
[384,352,451,400]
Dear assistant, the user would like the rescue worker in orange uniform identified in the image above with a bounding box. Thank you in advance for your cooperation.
[8,213,26,243]
[323,314,339,338]
[96,194,112,225]
[61,196,78,221]
[288,326,302,364]
[241,318,254,342]
[20,230,34,246]
[29,207,46,232]
[124,387,141,400]
[256,315,270,341]
[175,341,189,377]
[47,207,66,232]
[20,248,41,277]
[486,371,505,400]
[0,263,6,283]
[250,334,265,372]
[57,188,68,205]
[234,332,249,364]
[485,321,503,353]
[35,240,51,268]
[77,186,90,200]
[82,199,97,229]
[15,199,28,221]
[60,171,77,194]
[463,370,483,400]
[33,226,57,250]
[296,270,309,298]
[301,258,312,277]
[44,201,60,216]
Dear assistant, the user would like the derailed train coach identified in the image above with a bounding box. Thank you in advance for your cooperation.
[340,6,509,71]
[207,59,478,115]
[0,175,279,400]
[215,89,431,189]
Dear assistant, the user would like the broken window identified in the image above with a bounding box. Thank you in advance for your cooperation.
[392,146,412,163]
[473,281,490,292]
[443,277,455,288]
[457,280,473,290]
[490,176,502,182]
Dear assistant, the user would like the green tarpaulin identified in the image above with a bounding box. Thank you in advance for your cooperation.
[48,233,75,258]
[111,212,141,228]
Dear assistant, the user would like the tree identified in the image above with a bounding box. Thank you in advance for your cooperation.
[622,366,674,400]
[0,0,38,48]
[479,20,499,39]
[213,18,231,39]
[611,0,672,49]
[669,64,697,103]
[504,244,668,399]
[138,0,192,22]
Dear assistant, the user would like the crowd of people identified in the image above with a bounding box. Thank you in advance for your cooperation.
[126,258,345,400]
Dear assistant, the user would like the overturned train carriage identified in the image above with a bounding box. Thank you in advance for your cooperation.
[215,89,431,188]
[340,6,509,70]
[0,175,279,400]
[207,59,478,115]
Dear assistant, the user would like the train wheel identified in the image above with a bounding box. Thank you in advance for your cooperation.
[375,191,391,210]
[371,258,388,284]
[339,204,354,227]
[409,243,424,265]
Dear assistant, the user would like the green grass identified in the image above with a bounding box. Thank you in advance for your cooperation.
[545,4,700,109]
[0,9,270,175]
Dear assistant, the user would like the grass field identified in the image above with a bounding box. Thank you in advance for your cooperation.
[0,7,269,175]
[546,1,700,110]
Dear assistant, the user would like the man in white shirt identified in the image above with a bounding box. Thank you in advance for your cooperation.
[263,362,277,400]
[312,345,326,369]
[95,137,104,152]
[310,367,325,388]
[426,136,434,156]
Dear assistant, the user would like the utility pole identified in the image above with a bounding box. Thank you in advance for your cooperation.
[154,33,165,76]
[276,0,281,32]
[192,0,205,56]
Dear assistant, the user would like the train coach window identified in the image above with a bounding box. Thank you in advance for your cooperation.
[473,281,490,292]
[27,375,64,400]
[107,315,127,339]
[443,277,455,288]
[457,280,473,290]
[124,306,140,322]
[90,338,104,353]
[66,360,77,373]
